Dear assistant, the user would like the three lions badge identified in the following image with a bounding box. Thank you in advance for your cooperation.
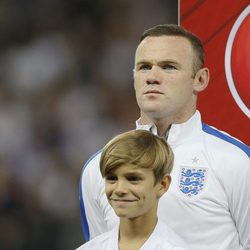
[179,167,208,197]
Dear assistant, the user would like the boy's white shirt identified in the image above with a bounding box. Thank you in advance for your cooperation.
[76,220,190,250]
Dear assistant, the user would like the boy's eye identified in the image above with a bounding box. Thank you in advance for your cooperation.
[105,175,117,182]
[127,175,142,182]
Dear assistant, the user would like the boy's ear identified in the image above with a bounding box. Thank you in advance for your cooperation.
[157,175,171,198]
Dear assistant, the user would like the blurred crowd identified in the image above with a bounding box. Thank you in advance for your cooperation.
[0,0,177,249]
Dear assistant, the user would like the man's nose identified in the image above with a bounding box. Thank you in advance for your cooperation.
[146,66,161,85]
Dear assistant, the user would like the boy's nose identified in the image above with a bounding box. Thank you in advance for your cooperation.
[114,180,128,196]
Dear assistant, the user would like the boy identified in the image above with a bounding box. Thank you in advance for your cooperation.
[76,130,190,250]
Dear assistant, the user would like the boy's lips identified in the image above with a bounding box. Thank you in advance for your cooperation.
[111,198,136,202]
[110,198,137,204]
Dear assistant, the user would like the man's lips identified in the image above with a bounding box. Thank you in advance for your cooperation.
[144,90,163,94]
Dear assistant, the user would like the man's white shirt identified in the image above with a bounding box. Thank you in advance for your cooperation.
[79,111,250,250]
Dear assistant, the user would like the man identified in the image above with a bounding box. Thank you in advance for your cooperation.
[77,130,190,249]
[79,24,250,250]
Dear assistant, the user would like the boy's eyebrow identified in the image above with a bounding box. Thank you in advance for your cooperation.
[106,168,150,175]
[125,168,151,174]
[125,171,144,176]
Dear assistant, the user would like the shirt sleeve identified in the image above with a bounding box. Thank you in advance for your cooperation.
[229,152,250,249]
[79,150,118,241]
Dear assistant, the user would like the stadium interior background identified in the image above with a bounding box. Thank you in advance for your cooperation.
[0,1,178,249]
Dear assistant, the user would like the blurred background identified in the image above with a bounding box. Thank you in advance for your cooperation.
[0,1,178,249]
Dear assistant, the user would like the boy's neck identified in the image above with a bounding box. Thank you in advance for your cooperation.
[118,213,157,250]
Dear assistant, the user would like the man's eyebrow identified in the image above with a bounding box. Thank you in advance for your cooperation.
[136,60,151,66]
[158,60,179,66]
[136,60,180,66]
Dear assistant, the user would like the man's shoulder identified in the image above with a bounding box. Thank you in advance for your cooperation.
[84,149,103,168]
[201,123,250,158]
[80,149,104,190]
[81,149,103,175]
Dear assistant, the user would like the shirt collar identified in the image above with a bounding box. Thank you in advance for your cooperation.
[135,119,158,135]
[136,111,202,145]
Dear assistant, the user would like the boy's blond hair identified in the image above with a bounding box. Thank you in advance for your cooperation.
[100,130,174,184]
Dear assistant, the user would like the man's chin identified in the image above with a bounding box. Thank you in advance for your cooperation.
[143,110,165,119]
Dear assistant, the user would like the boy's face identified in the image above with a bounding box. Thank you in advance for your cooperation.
[105,163,168,219]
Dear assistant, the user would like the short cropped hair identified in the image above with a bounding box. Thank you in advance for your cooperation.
[140,24,204,74]
[100,130,174,184]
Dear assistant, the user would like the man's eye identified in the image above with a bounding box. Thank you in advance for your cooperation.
[162,64,176,70]
[139,65,151,71]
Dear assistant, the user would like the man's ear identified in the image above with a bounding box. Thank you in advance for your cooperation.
[193,67,210,93]
[157,175,171,198]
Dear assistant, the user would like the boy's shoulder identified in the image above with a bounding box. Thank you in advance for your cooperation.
[151,221,190,249]
[76,229,116,250]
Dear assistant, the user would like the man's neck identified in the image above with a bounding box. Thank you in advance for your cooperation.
[139,110,196,137]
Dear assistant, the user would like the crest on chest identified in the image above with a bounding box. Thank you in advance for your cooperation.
[178,167,208,197]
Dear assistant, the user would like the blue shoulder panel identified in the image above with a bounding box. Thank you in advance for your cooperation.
[79,149,102,241]
[202,123,250,157]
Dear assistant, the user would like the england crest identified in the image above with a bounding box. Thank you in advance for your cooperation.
[178,167,208,197]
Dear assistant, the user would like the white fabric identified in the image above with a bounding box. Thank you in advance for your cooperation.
[80,111,250,250]
[76,221,189,250]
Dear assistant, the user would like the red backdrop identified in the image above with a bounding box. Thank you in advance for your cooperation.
[180,1,250,145]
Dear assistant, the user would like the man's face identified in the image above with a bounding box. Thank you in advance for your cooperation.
[105,164,163,219]
[134,36,198,122]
